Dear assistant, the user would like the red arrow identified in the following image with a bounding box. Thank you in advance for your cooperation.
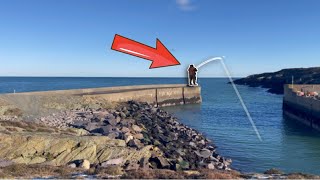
[111,34,180,69]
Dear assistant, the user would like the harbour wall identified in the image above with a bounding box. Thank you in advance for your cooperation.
[283,84,320,130]
[0,84,202,107]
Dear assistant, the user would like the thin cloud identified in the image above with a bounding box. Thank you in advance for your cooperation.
[176,0,196,11]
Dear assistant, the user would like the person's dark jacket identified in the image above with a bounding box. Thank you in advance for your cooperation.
[188,66,197,76]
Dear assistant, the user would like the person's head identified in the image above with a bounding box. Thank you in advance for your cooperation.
[190,64,194,67]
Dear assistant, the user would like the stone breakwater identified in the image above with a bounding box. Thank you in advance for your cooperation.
[34,101,232,171]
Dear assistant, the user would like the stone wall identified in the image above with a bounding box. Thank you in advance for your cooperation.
[84,85,202,107]
[283,84,320,130]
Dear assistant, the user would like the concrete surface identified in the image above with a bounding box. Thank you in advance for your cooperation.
[0,84,202,107]
[283,84,320,131]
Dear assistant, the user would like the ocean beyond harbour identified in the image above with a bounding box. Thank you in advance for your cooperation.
[1,77,320,174]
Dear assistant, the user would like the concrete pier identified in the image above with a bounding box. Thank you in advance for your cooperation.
[0,84,202,107]
[79,84,201,106]
[283,84,320,130]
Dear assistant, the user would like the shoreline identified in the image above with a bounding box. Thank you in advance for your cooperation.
[0,96,319,178]
[233,67,320,95]
[0,100,235,178]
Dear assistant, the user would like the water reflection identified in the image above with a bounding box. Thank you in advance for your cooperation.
[282,114,320,138]
[279,115,320,174]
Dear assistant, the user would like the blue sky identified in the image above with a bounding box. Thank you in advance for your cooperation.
[0,0,319,77]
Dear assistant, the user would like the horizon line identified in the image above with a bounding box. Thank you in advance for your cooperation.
[0,76,244,78]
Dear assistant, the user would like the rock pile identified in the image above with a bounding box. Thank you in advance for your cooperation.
[35,101,231,171]
[127,101,232,171]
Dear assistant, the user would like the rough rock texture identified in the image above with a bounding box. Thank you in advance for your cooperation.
[0,133,155,167]
[124,101,231,170]
[0,101,231,172]
[233,67,320,94]
[80,159,90,169]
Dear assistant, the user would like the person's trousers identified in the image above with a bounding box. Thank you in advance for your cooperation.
[189,75,197,85]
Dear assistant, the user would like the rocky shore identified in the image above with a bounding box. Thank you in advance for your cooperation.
[0,100,236,178]
[1,100,320,179]
[233,67,320,94]
[34,101,231,171]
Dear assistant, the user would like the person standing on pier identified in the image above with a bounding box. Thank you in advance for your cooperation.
[187,64,198,86]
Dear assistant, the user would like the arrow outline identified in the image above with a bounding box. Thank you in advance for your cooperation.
[111,34,180,69]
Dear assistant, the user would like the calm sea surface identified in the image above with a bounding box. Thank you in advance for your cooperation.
[1,77,320,174]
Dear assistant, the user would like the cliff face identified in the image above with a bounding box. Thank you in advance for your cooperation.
[233,67,320,94]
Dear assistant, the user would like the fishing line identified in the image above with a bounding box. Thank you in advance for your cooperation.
[196,57,262,141]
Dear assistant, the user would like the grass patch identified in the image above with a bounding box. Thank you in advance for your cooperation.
[123,169,184,179]
[95,165,123,176]
[0,164,80,178]
[122,168,242,179]
[1,165,316,179]
[86,166,124,177]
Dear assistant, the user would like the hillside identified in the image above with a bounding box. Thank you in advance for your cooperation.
[233,67,320,94]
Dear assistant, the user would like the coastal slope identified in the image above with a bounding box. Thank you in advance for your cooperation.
[0,95,234,178]
[233,67,320,94]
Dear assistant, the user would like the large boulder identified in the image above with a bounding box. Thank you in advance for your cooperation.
[80,159,90,169]
[119,112,127,118]
[70,128,89,136]
[71,120,87,128]
[120,119,135,127]
[84,122,100,132]
[127,139,144,149]
[149,156,170,169]
[124,133,134,143]
[195,148,212,158]
[101,125,116,134]
[134,133,144,140]
[105,114,120,126]
[132,125,142,132]
[120,127,130,133]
